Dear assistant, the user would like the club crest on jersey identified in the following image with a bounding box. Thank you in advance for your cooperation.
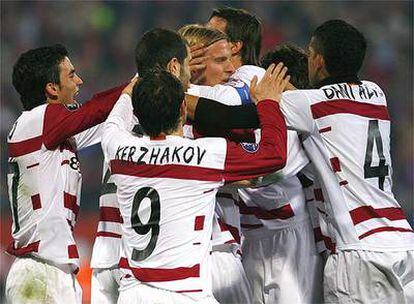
[64,103,81,111]
[240,142,259,153]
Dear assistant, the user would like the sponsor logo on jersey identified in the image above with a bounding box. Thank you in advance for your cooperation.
[64,103,81,111]
[240,142,259,153]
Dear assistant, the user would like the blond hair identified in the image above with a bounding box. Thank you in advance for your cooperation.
[178,24,228,47]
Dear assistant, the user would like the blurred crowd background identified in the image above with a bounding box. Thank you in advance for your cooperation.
[1,1,413,302]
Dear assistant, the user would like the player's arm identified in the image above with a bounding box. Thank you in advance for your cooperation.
[222,64,290,182]
[186,95,259,129]
[42,83,127,150]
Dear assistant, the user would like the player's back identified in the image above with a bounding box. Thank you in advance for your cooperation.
[109,134,227,298]
[283,80,414,250]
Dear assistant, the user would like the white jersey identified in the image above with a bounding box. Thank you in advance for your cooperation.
[189,65,311,235]
[239,130,310,235]
[101,94,287,297]
[280,80,414,251]
[91,115,139,270]
[188,65,265,248]
[90,161,122,269]
[6,85,122,272]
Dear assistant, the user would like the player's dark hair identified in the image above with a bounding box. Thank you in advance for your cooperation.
[12,44,68,111]
[132,70,185,137]
[312,19,367,76]
[135,28,188,78]
[261,44,309,89]
[209,7,262,66]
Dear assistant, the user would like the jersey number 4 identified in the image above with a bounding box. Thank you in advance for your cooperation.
[364,120,389,190]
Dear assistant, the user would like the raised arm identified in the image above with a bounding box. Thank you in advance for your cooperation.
[43,83,126,150]
[222,63,290,182]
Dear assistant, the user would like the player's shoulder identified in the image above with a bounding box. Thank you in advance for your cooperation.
[231,65,265,83]
[8,104,48,142]
[282,88,322,105]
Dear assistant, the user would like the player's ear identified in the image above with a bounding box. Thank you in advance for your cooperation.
[230,41,243,56]
[167,58,180,78]
[45,82,59,101]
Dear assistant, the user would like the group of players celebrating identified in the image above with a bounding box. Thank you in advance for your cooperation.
[5,6,414,304]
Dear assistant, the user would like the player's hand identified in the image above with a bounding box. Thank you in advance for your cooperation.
[249,63,290,104]
[285,81,297,91]
[122,76,140,96]
[189,43,207,80]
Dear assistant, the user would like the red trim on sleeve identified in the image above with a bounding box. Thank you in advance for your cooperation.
[194,216,205,231]
[68,244,79,259]
[100,207,123,223]
[119,257,200,282]
[350,206,408,225]
[311,99,390,120]
[31,194,41,210]
[42,84,124,150]
[7,240,40,256]
[8,136,43,157]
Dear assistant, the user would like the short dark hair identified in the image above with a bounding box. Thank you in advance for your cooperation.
[135,28,188,78]
[312,19,367,76]
[132,70,185,137]
[209,7,262,66]
[261,44,309,89]
[12,44,68,110]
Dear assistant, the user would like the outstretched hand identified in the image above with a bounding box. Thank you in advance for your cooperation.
[250,63,290,104]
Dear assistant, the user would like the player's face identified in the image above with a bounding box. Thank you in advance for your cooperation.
[307,37,321,87]
[207,16,227,34]
[178,46,191,91]
[56,57,83,104]
[196,39,235,86]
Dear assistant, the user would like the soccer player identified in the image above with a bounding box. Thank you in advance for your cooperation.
[101,62,289,303]
[239,44,323,304]
[191,20,414,303]
[193,9,322,302]
[180,24,253,303]
[90,28,191,304]
[6,44,123,303]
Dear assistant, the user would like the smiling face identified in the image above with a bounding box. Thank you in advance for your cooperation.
[194,39,235,86]
[55,56,83,104]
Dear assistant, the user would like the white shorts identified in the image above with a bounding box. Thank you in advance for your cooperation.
[117,282,218,304]
[91,267,122,304]
[5,257,82,304]
[211,250,252,304]
[324,249,414,303]
[242,219,324,304]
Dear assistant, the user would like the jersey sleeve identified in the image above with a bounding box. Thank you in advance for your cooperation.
[188,83,243,106]
[101,93,134,160]
[42,84,125,150]
[279,90,316,133]
[223,100,287,182]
